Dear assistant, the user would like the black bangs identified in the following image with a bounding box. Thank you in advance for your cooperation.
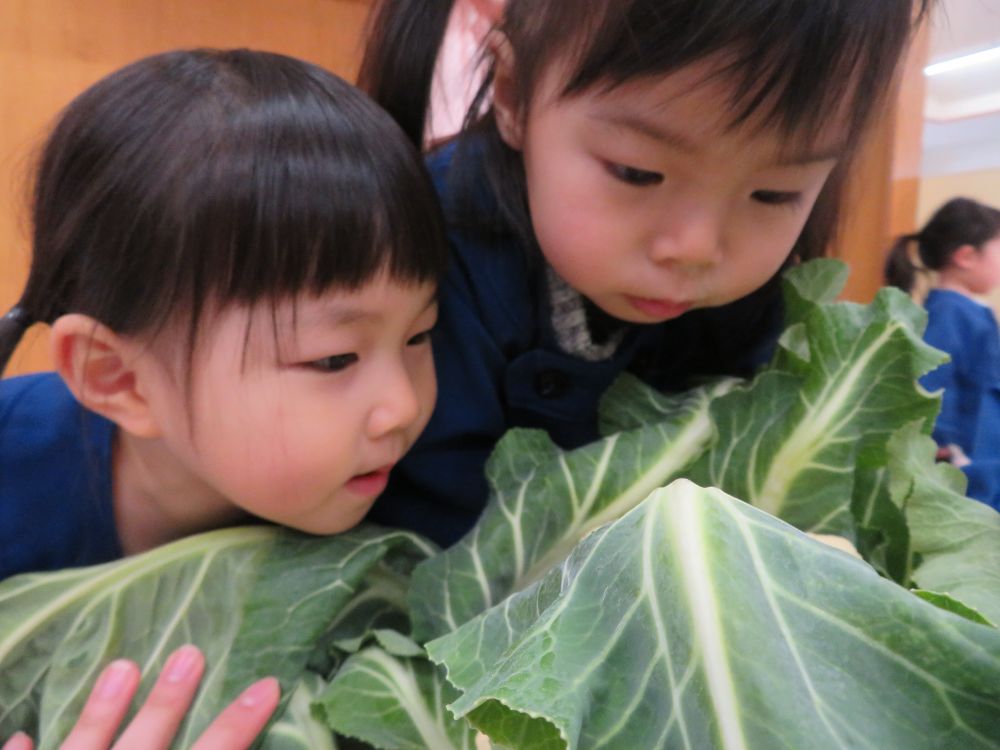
[24,49,446,342]
[174,53,448,306]
[511,0,927,146]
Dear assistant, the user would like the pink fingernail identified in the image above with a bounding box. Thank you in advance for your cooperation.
[6,732,33,750]
[239,677,279,708]
[95,660,133,699]
[164,645,201,683]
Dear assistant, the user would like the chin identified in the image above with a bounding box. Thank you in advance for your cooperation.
[604,300,677,325]
[292,517,354,537]
[276,505,369,537]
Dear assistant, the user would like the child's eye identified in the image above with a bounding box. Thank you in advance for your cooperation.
[309,353,359,372]
[407,327,435,347]
[606,162,663,187]
[752,190,803,207]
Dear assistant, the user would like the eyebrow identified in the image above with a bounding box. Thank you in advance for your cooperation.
[306,291,439,328]
[589,111,844,167]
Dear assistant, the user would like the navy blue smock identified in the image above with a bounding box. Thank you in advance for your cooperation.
[1,372,121,580]
[921,288,1000,510]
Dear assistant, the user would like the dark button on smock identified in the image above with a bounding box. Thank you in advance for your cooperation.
[534,369,570,399]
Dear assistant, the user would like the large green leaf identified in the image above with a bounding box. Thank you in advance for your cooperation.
[308,557,417,677]
[851,457,914,584]
[886,423,1000,626]
[689,271,946,535]
[781,257,851,317]
[261,672,337,750]
[409,379,735,641]
[0,525,433,749]
[597,373,739,436]
[428,481,1000,750]
[316,645,477,750]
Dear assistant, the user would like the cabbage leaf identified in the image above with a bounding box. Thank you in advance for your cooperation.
[427,481,1000,750]
[3,260,1000,750]
[0,525,432,749]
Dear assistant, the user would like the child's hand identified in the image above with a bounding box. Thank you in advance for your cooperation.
[807,532,862,559]
[1,645,279,750]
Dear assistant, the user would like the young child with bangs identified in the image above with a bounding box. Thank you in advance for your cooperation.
[359,0,935,546]
[0,48,447,750]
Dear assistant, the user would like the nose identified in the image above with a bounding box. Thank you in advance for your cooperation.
[648,204,723,267]
[366,363,423,439]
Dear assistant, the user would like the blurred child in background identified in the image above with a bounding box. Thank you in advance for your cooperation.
[886,196,1000,510]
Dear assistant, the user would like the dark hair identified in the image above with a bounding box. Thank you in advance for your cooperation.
[885,197,1000,293]
[0,48,448,374]
[358,0,457,148]
[361,0,932,260]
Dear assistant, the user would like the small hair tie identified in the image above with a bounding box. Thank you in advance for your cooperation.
[2,306,31,332]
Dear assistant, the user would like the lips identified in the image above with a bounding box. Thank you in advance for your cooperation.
[345,464,395,497]
[625,296,691,320]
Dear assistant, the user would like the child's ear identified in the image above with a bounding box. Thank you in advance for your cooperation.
[50,314,161,439]
[489,31,525,150]
[951,244,980,269]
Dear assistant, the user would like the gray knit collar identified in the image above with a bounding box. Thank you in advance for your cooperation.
[545,266,627,362]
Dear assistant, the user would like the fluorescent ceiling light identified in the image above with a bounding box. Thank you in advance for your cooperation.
[925,45,1000,76]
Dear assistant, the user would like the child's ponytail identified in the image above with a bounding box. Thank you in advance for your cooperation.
[0,305,32,375]
[884,233,923,293]
[885,197,1000,294]
[358,0,458,148]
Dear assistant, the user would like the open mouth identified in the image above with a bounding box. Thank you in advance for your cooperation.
[345,465,394,497]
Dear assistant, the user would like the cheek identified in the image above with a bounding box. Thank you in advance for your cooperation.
[723,220,799,294]
[207,413,352,516]
[249,396,350,480]
[192,408,272,483]
[190,381,330,491]
[746,209,809,262]
[526,145,616,265]
[531,193,617,287]
[410,359,439,439]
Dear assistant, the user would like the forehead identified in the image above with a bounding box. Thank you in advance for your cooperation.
[548,56,850,164]
[285,276,438,329]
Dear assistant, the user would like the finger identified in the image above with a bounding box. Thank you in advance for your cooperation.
[188,677,281,750]
[807,532,862,559]
[111,645,205,750]
[59,660,140,750]
[2,732,34,750]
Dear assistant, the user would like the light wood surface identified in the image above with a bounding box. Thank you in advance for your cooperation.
[834,21,929,302]
[0,0,371,375]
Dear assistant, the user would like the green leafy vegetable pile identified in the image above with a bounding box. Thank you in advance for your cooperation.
[2,260,999,749]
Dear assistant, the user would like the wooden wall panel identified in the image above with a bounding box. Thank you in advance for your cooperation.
[834,22,929,302]
[836,119,896,303]
[1,0,371,375]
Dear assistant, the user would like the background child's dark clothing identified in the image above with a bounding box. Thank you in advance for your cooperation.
[369,142,785,546]
[1,372,121,580]
[921,288,1000,509]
